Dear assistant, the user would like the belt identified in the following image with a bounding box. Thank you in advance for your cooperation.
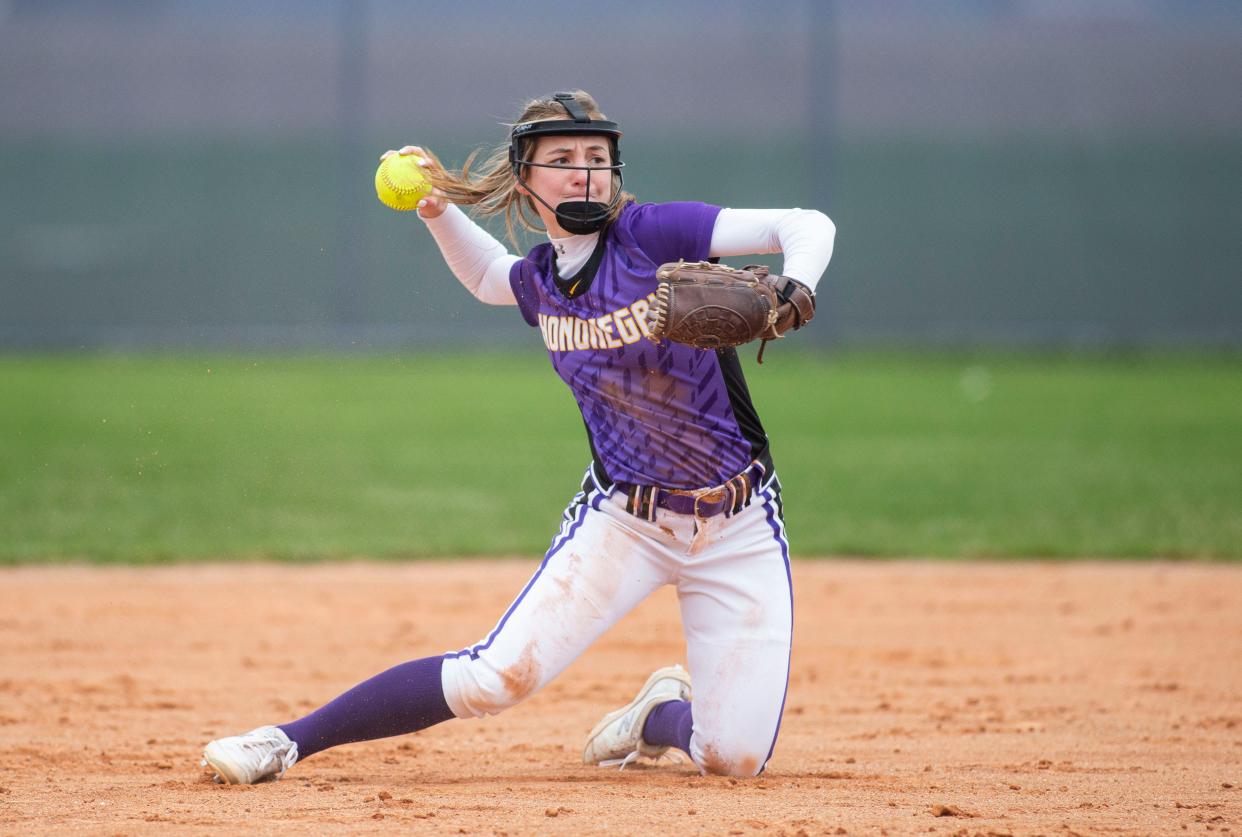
[618,461,765,523]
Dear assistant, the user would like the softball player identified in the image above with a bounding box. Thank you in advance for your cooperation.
[203,90,835,783]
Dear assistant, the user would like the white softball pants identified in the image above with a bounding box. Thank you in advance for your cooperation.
[439,470,794,777]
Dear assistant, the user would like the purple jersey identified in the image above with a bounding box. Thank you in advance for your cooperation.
[510,201,765,489]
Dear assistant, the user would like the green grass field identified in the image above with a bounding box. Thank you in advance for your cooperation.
[2,352,1239,563]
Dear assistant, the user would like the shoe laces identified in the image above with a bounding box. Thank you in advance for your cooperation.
[598,749,686,771]
[245,730,298,779]
[599,750,641,770]
[201,728,299,782]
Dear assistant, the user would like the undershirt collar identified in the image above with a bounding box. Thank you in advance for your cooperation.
[549,231,600,280]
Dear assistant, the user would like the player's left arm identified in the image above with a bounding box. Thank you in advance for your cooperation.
[708,208,836,291]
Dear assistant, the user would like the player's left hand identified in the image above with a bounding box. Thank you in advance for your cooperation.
[765,275,816,339]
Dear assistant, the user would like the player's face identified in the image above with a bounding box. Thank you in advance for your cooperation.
[518,135,614,237]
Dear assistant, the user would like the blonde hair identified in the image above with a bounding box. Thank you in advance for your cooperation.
[424,90,635,248]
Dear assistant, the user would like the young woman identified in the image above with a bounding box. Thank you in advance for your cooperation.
[202,90,836,783]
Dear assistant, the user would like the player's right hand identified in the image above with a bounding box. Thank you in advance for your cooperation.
[380,145,447,219]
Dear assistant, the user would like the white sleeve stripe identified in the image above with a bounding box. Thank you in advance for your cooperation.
[708,207,836,291]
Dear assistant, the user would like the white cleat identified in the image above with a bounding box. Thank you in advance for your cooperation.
[202,725,299,785]
[583,665,692,769]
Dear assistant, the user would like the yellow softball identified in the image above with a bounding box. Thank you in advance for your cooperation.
[375,153,432,211]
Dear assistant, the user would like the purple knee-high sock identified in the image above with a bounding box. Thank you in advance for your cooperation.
[278,655,454,760]
[642,699,693,754]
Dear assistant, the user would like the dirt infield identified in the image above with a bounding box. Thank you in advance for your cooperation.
[1,561,1239,836]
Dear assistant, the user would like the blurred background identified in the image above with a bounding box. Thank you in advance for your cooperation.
[3,0,1239,349]
[2,0,1240,560]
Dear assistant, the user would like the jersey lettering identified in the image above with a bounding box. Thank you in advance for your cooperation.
[630,298,652,337]
[596,314,622,349]
[536,293,659,353]
[540,315,556,350]
[613,308,640,345]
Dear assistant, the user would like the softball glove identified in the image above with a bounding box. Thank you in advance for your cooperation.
[646,260,816,362]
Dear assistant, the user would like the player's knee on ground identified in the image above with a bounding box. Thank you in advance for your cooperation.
[440,653,541,719]
[691,735,769,778]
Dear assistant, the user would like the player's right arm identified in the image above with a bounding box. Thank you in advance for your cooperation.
[421,205,519,306]
[382,145,519,306]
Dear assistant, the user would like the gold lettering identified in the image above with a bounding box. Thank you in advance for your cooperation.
[573,318,591,351]
[614,307,641,344]
[540,295,670,353]
[596,314,622,349]
[630,298,651,337]
[543,314,558,351]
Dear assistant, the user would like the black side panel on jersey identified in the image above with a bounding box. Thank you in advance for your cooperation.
[582,421,614,490]
[715,346,774,470]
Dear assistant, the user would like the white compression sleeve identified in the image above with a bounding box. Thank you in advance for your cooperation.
[708,208,836,290]
[421,204,519,306]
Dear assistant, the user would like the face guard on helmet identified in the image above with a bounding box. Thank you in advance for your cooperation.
[509,92,625,235]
